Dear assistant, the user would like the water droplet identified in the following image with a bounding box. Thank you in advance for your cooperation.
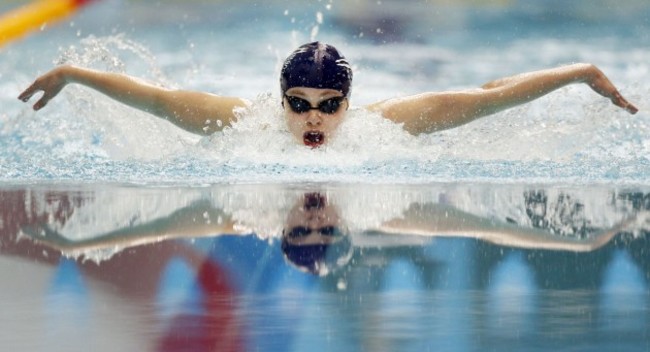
[310,25,319,41]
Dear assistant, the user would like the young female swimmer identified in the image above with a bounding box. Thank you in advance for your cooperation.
[19,42,638,148]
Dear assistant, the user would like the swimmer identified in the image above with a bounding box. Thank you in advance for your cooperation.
[15,188,639,276]
[18,41,638,148]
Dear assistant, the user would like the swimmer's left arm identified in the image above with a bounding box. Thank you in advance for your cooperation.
[377,203,633,252]
[367,63,638,135]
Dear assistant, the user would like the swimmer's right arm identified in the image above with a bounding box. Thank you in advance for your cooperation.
[21,202,241,252]
[18,65,249,135]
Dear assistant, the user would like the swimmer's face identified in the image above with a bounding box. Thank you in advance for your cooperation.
[283,193,344,245]
[281,192,353,275]
[283,87,348,148]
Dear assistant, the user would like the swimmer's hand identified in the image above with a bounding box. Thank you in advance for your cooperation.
[585,65,638,114]
[18,65,69,110]
[371,62,639,135]
[18,64,247,135]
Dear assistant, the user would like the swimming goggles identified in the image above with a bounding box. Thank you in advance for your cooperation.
[284,95,345,114]
[285,226,343,238]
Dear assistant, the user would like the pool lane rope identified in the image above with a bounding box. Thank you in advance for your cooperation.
[0,0,96,48]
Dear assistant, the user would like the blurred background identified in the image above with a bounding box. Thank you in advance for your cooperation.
[3,0,648,101]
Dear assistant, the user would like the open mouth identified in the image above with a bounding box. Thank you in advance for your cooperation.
[304,193,326,210]
[303,131,325,148]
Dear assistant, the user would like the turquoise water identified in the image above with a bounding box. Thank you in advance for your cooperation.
[1,0,649,184]
[1,1,650,351]
[1,183,649,351]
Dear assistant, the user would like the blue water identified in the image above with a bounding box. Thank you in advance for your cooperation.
[1,0,649,185]
[1,182,649,351]
[1,1,650,351]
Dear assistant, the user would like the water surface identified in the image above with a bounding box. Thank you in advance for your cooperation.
[1,0,649,184]
[1,182,649,351]
[1,1,650,351]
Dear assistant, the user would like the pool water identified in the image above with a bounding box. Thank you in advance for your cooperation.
[1,183,649,351]
[1,0,649,184]
[1,0,650,351]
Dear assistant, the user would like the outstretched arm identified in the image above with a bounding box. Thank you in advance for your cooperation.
[376,203,636,252]
[367,63,638,135]
[20,200,242,254]
[18,65,249,135]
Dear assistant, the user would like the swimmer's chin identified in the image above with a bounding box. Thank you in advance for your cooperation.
[303,131,326,148]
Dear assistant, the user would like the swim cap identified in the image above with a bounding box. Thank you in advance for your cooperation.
[281,230,353,276]
[280,42,353,97]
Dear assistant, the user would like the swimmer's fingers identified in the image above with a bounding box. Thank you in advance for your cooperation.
[32,91,57,111]
[611,92,638,114]
[588,72,638,115]
[19,83,59,111]
[601,88,639,115]
[17,81,40,103]
[18,68,68,111]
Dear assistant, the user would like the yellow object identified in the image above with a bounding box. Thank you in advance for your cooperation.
[0,0,91,48]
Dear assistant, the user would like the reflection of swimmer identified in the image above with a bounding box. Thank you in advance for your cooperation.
[17,189,644,276]
[19,42,637,148]
[281,193,353,275]
[18,192,354,275]
[0,191,245,351]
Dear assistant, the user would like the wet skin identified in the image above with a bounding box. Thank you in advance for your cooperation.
[282,87,349,148]
[283,193,345,245]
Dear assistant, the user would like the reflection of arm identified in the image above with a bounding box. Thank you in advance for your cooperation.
[376,203,632,252]
[21,201,243,254]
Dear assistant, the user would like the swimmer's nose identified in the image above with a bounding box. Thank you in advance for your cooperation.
[305,110,322,126]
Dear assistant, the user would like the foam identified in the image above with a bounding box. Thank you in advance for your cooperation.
[2,32,649,184]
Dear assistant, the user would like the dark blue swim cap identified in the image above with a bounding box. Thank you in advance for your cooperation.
[280,42,353,97]
[281,232,353,276]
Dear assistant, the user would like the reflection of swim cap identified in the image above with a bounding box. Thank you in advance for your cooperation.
[281,229,353,276]
[280,42,353,97]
